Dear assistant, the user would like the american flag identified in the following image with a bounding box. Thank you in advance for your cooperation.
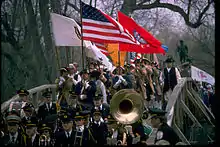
[82,2,137,44]
[93,42,109,56]
[130,53,142,65]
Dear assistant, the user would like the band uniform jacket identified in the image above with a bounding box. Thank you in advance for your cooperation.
[24,134,40,147]
[90,121,108,145]
[0,132,25,147]
[154,123,179,145]
[55,128,96,146]
[75,80,97,104]
[37,102,57,121]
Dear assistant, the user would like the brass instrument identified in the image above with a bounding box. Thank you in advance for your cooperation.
[110,89,144,125]
[74,129,84,146]
[39,134,51,146]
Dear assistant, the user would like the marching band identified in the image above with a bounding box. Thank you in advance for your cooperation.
[0,56,182,146]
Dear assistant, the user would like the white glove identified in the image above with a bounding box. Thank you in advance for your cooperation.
[85,82,90,89]
[113,79,121,89]
[119,76,127,85]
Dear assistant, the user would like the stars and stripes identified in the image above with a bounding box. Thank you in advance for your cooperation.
[130,53,142,64]
[93,42,109,56]
[82,2,138,44]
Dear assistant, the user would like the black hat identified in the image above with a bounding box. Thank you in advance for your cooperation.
[6,115,21,125]
[22,103,34,112]
[90,70,101,79]
[148,108,166,119]
[165,57,175,63]
[25,117,38,128]
[44,114,58,124]
[106,114,116,124]
[59,67,68,72]
[61,114,73,123]
[38,123,52,132]
[93,109,101,115]
[93,93,103,101]
[17,89,29,96]
[80,69,90,75]
[134,59,141,64]
[42,91,52,98]
[141,57,151,63]
[81,110,91,118]
[74,112,84,120]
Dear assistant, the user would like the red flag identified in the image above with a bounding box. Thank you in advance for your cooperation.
[118,11,165,54]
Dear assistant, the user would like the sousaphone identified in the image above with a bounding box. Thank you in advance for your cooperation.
[110,89,144,125]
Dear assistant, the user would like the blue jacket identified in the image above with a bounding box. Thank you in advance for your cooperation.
[75,80,96,104]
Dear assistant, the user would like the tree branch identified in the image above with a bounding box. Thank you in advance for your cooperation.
[67,1,80,13]
[134,0,214,28]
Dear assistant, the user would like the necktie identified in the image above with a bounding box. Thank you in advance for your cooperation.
[12,136,15,143]
[67,132,70,138]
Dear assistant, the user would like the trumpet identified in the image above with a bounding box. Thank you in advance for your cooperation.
[39,134,51,146]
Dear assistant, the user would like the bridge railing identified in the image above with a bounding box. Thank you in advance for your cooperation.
[166,77,215,145]
[1,84,56,113]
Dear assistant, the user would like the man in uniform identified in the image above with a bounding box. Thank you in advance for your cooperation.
[24,117,40,147]
[38,122,54,146]
[75,69,96,110]
[17,89,30,103]
[90,109,108,145]
[148,108,180,145]
[37,91,57,121]
[54,113,75,146]
[112,66,129,91]
[160,57,181,110]
[21,103,36,125]
[73,112,96,146]
[68,64,81,91]
[91,94,110,122]
[0,115,25,147]
[66,90,86,118]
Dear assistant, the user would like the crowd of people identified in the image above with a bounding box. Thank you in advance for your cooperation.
[1,56,188,146]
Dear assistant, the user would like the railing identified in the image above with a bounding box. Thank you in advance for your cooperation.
[166,77,215,145]
[1,84,57,113]
[1,78,215,145]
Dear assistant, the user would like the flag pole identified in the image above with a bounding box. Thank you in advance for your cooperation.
[66,46,69,66]
[80,0,85,70]
[55,46,61,69]
[118,44,121,75]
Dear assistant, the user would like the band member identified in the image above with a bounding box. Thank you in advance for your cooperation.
[54,114,75,146]
[73,112,96,146]
[124,64,136,89]
[106,114,126,145]
[55,68,69,94]
[66,90,86,118]
[80,111,91,128]
[37,91,57,121]
[17,89,30,103]
[148,108,180,145]
[21,103,36,125]
[112,66,129,91]
[141,58,155,102]
[75,69,96,109]
[38,122,54,146]
[90,109,108,145]
[160,57,181,109]
[90,70,107,104]
[91,94,110,121]
[1,115,25,147]
[67,64,81,90]
[24,117,40,147]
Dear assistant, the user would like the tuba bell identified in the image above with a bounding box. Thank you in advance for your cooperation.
[110,89,144,125]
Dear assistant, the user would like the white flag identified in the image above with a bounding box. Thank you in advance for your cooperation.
[50,13,90,47]
[191,66,215,85]
[86,44,113,71]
